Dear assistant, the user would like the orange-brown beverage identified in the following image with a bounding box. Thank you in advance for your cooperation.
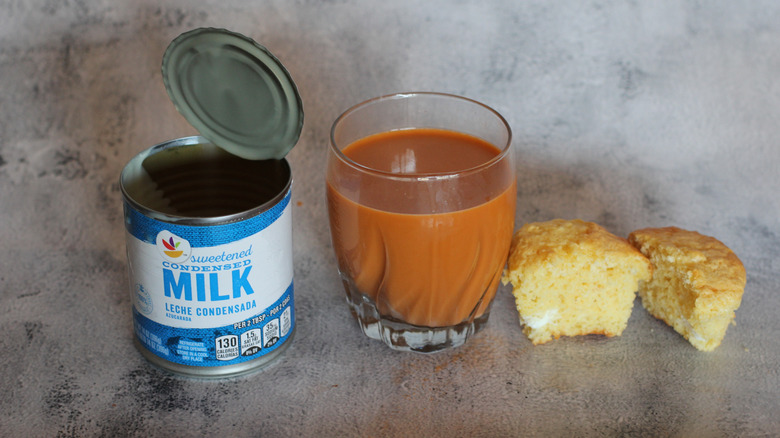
[327,93,515,352]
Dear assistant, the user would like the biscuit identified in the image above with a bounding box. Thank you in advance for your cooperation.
[628,227,746,351]
[503,219,652,345]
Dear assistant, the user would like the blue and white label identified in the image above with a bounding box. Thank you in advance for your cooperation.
[124,191,294,367]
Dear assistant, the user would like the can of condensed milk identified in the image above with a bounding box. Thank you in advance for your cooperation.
[120,28,303,377]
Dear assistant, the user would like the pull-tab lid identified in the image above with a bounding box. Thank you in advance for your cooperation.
[162,28,303,160]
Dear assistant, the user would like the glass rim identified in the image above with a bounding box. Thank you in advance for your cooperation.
[329,91,513,180]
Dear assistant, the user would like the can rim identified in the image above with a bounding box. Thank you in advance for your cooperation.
[120,136,292,226]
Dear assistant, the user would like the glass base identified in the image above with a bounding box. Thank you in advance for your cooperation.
[341,276,491,353]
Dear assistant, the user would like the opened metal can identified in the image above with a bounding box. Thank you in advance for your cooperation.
[120,27,304,377]
[121,136,295,377]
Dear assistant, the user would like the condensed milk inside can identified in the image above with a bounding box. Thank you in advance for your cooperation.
[120,28,304,377]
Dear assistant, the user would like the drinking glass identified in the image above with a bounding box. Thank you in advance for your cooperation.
[326,92,516,352]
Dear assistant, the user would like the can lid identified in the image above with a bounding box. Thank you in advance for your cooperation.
[162,28,303,160]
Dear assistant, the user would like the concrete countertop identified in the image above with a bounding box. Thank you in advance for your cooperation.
[1,1,778,436]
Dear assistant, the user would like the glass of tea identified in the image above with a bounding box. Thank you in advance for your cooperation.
[326,92,516,352]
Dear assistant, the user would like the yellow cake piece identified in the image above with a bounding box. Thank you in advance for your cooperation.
[503,219,652,345]
[628,227,746,351]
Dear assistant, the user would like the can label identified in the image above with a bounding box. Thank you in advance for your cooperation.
[124,190,294,368]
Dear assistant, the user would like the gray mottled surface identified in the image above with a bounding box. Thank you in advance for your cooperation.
[1,1,779,436]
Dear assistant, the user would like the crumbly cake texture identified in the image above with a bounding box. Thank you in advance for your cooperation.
[503,219,653,345]
[628,227,746,352]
